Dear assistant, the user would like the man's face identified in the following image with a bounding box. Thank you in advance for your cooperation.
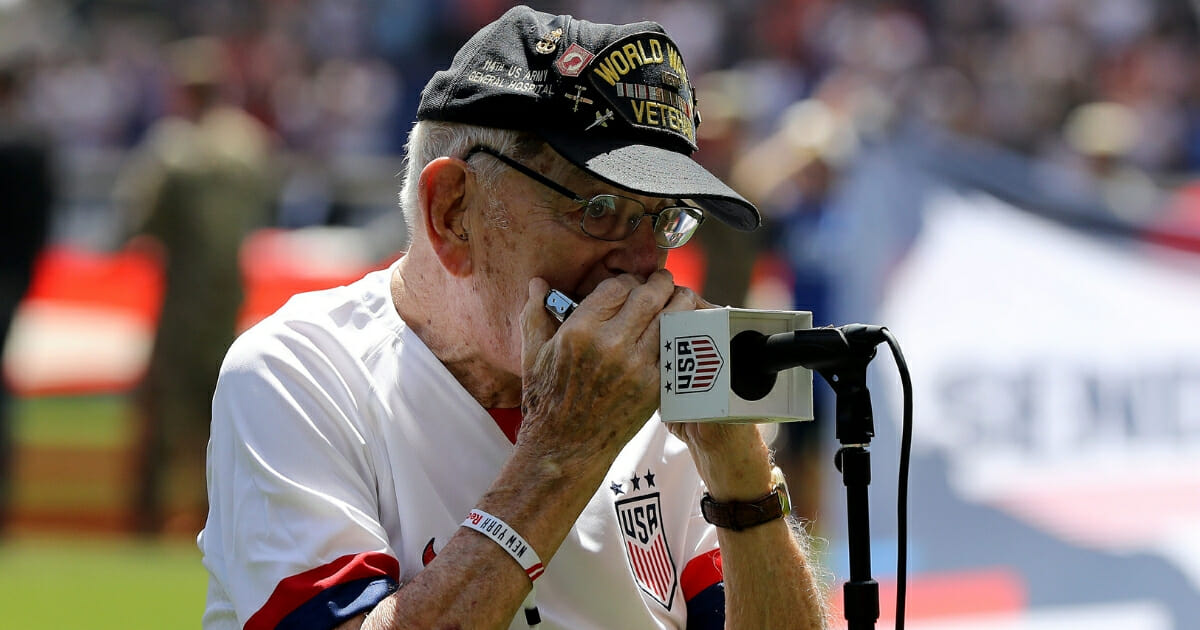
[466,149,673,375]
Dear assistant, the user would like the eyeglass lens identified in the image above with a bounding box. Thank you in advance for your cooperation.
[580,195,701,248]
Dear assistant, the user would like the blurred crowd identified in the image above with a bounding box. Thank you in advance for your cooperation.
[1,0,1198,230]
[4,0,1200,532]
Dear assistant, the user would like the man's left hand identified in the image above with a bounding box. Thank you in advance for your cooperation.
[667,421,774,500]
[664,294,775,499]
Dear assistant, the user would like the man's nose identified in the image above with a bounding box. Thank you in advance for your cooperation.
[607,218,667,277]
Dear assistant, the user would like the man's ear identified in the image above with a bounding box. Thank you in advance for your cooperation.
[418,156,474,277]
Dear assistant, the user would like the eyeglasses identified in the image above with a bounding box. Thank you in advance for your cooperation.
[465,145,705,249]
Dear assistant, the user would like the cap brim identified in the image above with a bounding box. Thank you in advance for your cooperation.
[539,131,761,231]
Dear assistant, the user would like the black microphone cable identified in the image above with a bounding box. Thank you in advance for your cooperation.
[880,327,911,630]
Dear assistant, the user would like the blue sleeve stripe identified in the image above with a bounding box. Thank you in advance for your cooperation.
[685,581,725,630]
[275,576,398,630]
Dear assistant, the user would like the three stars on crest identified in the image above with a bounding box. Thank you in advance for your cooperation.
[611,468,657,495]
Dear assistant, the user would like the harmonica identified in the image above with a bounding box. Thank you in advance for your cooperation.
[544,289,578,323]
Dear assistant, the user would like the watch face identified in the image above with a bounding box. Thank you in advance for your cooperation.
[772,466,792,516]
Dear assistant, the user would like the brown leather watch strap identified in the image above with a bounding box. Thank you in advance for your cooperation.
[700,489,785,531]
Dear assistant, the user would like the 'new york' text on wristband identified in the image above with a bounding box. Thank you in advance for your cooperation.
[462,508,545,580]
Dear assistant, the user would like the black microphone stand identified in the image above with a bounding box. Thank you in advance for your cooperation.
[815,348,880,630]
[730,326,885,629]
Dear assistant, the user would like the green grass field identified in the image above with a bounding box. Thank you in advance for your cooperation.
[0,537,207,628]
[3,394,207,628]
[13,395,134,449]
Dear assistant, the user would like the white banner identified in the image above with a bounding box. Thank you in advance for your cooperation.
[873,189,1200,629]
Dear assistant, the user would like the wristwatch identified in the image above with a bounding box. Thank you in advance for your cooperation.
[701,466,792,531]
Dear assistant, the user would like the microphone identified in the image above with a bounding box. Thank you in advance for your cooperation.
[730,325,887,401]
[659,308,886,423]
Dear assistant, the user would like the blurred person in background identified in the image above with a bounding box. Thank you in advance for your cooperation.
[690,70,760,308]
[114,36,274,535]
[0,55,56,535]
[733,97,857,326]
[1058,101,1165,223]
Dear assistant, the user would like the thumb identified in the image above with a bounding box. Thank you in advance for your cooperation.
[521,277,556,377]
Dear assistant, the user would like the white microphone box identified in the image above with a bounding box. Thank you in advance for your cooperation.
[659,308,814,423]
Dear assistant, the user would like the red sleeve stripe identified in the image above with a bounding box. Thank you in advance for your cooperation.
[245,552,400,630]
[681,548,723,602]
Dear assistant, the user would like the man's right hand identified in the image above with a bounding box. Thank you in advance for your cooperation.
[517,270,693,475]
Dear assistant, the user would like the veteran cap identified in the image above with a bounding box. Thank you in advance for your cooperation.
[417,5,760,231]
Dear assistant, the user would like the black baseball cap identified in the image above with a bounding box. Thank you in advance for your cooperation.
[417,5,761,231]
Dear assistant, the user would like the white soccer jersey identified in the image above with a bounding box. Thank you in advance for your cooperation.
[199,263,726,630]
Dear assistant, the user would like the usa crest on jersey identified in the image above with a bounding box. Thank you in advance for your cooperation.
[615,492,677,608]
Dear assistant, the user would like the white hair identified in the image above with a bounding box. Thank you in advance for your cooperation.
[398,120,547,240]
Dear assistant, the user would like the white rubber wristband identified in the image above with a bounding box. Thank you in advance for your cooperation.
[462,509,545,581]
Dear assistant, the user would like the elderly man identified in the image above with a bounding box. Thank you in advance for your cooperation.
[200,6,827,629]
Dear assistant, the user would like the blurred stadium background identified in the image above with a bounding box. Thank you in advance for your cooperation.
[2,0,1200,628]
